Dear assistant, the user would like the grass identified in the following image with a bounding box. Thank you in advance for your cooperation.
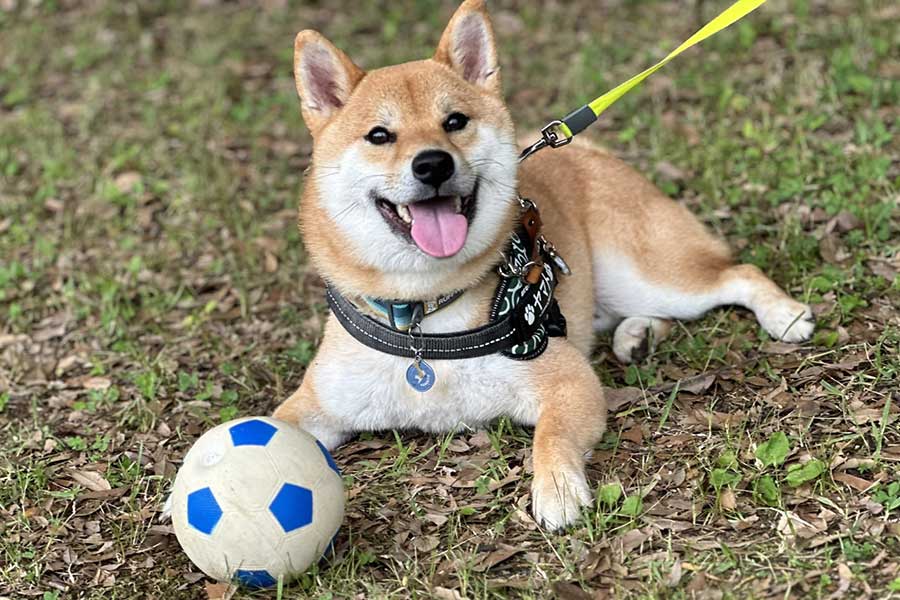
[0,0,898,598]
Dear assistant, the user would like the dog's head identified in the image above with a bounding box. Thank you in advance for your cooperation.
[293,0,518,299]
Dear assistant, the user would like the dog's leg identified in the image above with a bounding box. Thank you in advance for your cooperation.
[272,377,350,450]
[594,251,814,357]
[529,342,606,529]
[612,316,673,364]
[717,264,815,343]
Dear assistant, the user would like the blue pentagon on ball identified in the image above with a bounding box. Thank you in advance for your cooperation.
[235,569,277,588]
[316,440,341,476]
[186,487,222,535]
[268,483,313,532]
[229,419,277,447]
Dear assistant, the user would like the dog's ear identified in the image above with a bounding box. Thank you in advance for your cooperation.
[293,30,365,134]
[434,0,501,95]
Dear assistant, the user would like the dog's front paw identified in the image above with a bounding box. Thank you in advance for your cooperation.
[758,299,815,343]
[531,467,592,529]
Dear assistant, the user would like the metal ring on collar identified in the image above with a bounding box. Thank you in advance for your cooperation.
[498,260,536,279]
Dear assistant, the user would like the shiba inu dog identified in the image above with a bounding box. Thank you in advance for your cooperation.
[273,0,814,529]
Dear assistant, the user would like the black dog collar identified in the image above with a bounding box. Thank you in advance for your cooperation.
[325,198,568,362]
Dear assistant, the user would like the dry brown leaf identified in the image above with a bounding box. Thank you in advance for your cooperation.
[604,386,643,411]
[868,260,897,281]
[819,234,844,263]
[832,472,874,492]
[424,513,448,527]
[719,489,737,511]
[620,528,649,552]
[487,467,522,492]
[70,469,111,492]
[651,518,693,532]
[835,457,877,471]
[551,581,592,600]
[0,333,29,347]
[761,341,801,355]
[264,251,278,273]
[204,582,236,600]
[680,374,716,395]
[620,426,643,444]
[414,535,440,553]
[777,511,826,540]
[433,587,466,600]
[730,516,759,531]
[761,379,788,403]
[55,355,81,375]
[580,550,611,580]
[850,406,888,425]
[113,171,142,193]
[44,197,64,213]
[657,434,694,447]
[666,559,683,587]
[468,430,491,447]
[686,571,707,593]
[655,161,686,181]
[447,438,470,453]
[33,321,67,342]
[828,210,862,233]
[474,545,523,572]
[682,409,745,429]
[83,377,112,391]
[836,563,853,594]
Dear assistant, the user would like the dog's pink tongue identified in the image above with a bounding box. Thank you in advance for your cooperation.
[408,198,468,258]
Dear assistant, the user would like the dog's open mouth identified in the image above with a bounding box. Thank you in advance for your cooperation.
[376,186,477,258]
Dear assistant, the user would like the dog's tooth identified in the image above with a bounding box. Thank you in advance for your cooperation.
[454,196,462,213]
[396,203,412,224]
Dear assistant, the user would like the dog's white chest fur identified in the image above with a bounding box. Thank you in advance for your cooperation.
[311,292,540,437]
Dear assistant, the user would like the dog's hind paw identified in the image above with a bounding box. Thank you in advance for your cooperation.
[612,319,653,364]
[531,468,592,530]
[612,317,671,364]
[758,299,815,343]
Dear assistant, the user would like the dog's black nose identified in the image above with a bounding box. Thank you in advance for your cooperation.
[412,150,455,187]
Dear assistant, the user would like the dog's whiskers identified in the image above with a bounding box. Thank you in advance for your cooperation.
[330,201,362,226]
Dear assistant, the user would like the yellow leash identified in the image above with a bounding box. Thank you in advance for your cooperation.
[520,0,768,161]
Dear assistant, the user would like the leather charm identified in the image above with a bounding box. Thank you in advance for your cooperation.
[522,203,542,243]
[521,201,544,283]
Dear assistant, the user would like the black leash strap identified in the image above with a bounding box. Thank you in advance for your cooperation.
[326,285,531,360]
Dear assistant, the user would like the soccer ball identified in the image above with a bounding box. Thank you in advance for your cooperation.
[170,417,344,588]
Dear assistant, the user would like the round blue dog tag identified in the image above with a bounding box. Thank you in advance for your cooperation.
[406,359,435,392]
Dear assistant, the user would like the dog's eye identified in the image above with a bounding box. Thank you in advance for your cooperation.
[365,126,395,145]
[443,112,470,133]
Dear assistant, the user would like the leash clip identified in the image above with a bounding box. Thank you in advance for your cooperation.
[518,120,573,162]
[540,119,573,148]
[518,137,547,162]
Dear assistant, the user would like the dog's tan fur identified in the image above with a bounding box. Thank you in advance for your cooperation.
[274,0,814,528]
